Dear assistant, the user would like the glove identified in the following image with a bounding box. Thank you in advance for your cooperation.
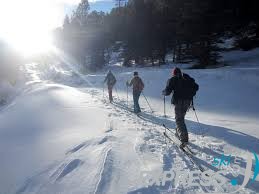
[126,81,129,86]
[162,90,166,96]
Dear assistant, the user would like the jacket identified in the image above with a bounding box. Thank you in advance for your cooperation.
[128,76,144,93]
[163,73,198,104]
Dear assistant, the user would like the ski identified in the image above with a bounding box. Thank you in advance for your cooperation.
[162,124,197,155]
[163,131,206,173]
[162,124,175,134]
[112,101,151,117]
[184,145,197,155]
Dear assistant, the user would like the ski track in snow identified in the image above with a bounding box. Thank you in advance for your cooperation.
[82,88,229,193]
[88,87,258,193]
[7,61,259,194]
[16,85,255,194]
[94,148,113,194]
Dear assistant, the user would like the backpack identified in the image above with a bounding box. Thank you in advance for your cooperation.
[175,74,199,100]
[138,77,144,91]
[108,73,116,86]
[133,77,144,92]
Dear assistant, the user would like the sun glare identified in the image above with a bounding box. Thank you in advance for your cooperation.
[5,30,54,57]
[0,0,65,57]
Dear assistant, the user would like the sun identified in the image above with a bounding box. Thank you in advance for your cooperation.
[10,30,54,57]
[4,29,54,57]
[0,0,64,57]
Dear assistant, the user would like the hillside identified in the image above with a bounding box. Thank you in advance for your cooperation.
[0,49,259,194]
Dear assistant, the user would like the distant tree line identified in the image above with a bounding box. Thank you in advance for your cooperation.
[54,0,259,71]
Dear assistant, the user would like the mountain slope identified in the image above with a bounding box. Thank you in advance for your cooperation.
[0,50,259,194]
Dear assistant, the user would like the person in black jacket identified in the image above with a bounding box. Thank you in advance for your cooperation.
[162,67,198,147]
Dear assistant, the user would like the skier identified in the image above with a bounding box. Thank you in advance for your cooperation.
[103,70,117,103]
[162,67,199,147]
[127,71,144,113]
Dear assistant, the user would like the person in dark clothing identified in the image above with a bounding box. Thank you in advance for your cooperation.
[127,71,144,113]
[162,67,199,147]
[104,70,117,103]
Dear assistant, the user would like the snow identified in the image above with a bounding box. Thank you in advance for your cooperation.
[218,38,235,50]
[0,80,16,104]
[0,76,24,110]
[0,49,259,194]
[221,48,259,68]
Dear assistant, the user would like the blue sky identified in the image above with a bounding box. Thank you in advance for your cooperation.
[64,0,116,16]
[90,1,116,12]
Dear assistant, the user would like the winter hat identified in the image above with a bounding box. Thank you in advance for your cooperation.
[172,67,182,77]
[134,71,138,76]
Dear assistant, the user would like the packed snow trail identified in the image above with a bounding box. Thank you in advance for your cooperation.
[14,87,258,193]
[1,53,259,193]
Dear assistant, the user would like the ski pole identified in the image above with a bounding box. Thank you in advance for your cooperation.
[103,84,105,99]
[115,85,119,100]
[194,109,204,136]
[126,84,129,108]
[192,103,204,137]
[142,92,154,113]
[163,95,166,117]
[164,128,169,150]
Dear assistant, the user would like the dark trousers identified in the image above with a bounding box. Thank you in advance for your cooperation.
[174,100,191,143]
[108,86,113,102]
[133,91,141,113]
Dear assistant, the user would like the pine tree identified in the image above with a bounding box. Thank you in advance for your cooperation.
[72,0,90,26]
[115,0,127,8]
[55,0,259,70]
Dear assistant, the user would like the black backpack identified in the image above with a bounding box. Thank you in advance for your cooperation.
[174,73,199,100]
[107,73,116,86]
